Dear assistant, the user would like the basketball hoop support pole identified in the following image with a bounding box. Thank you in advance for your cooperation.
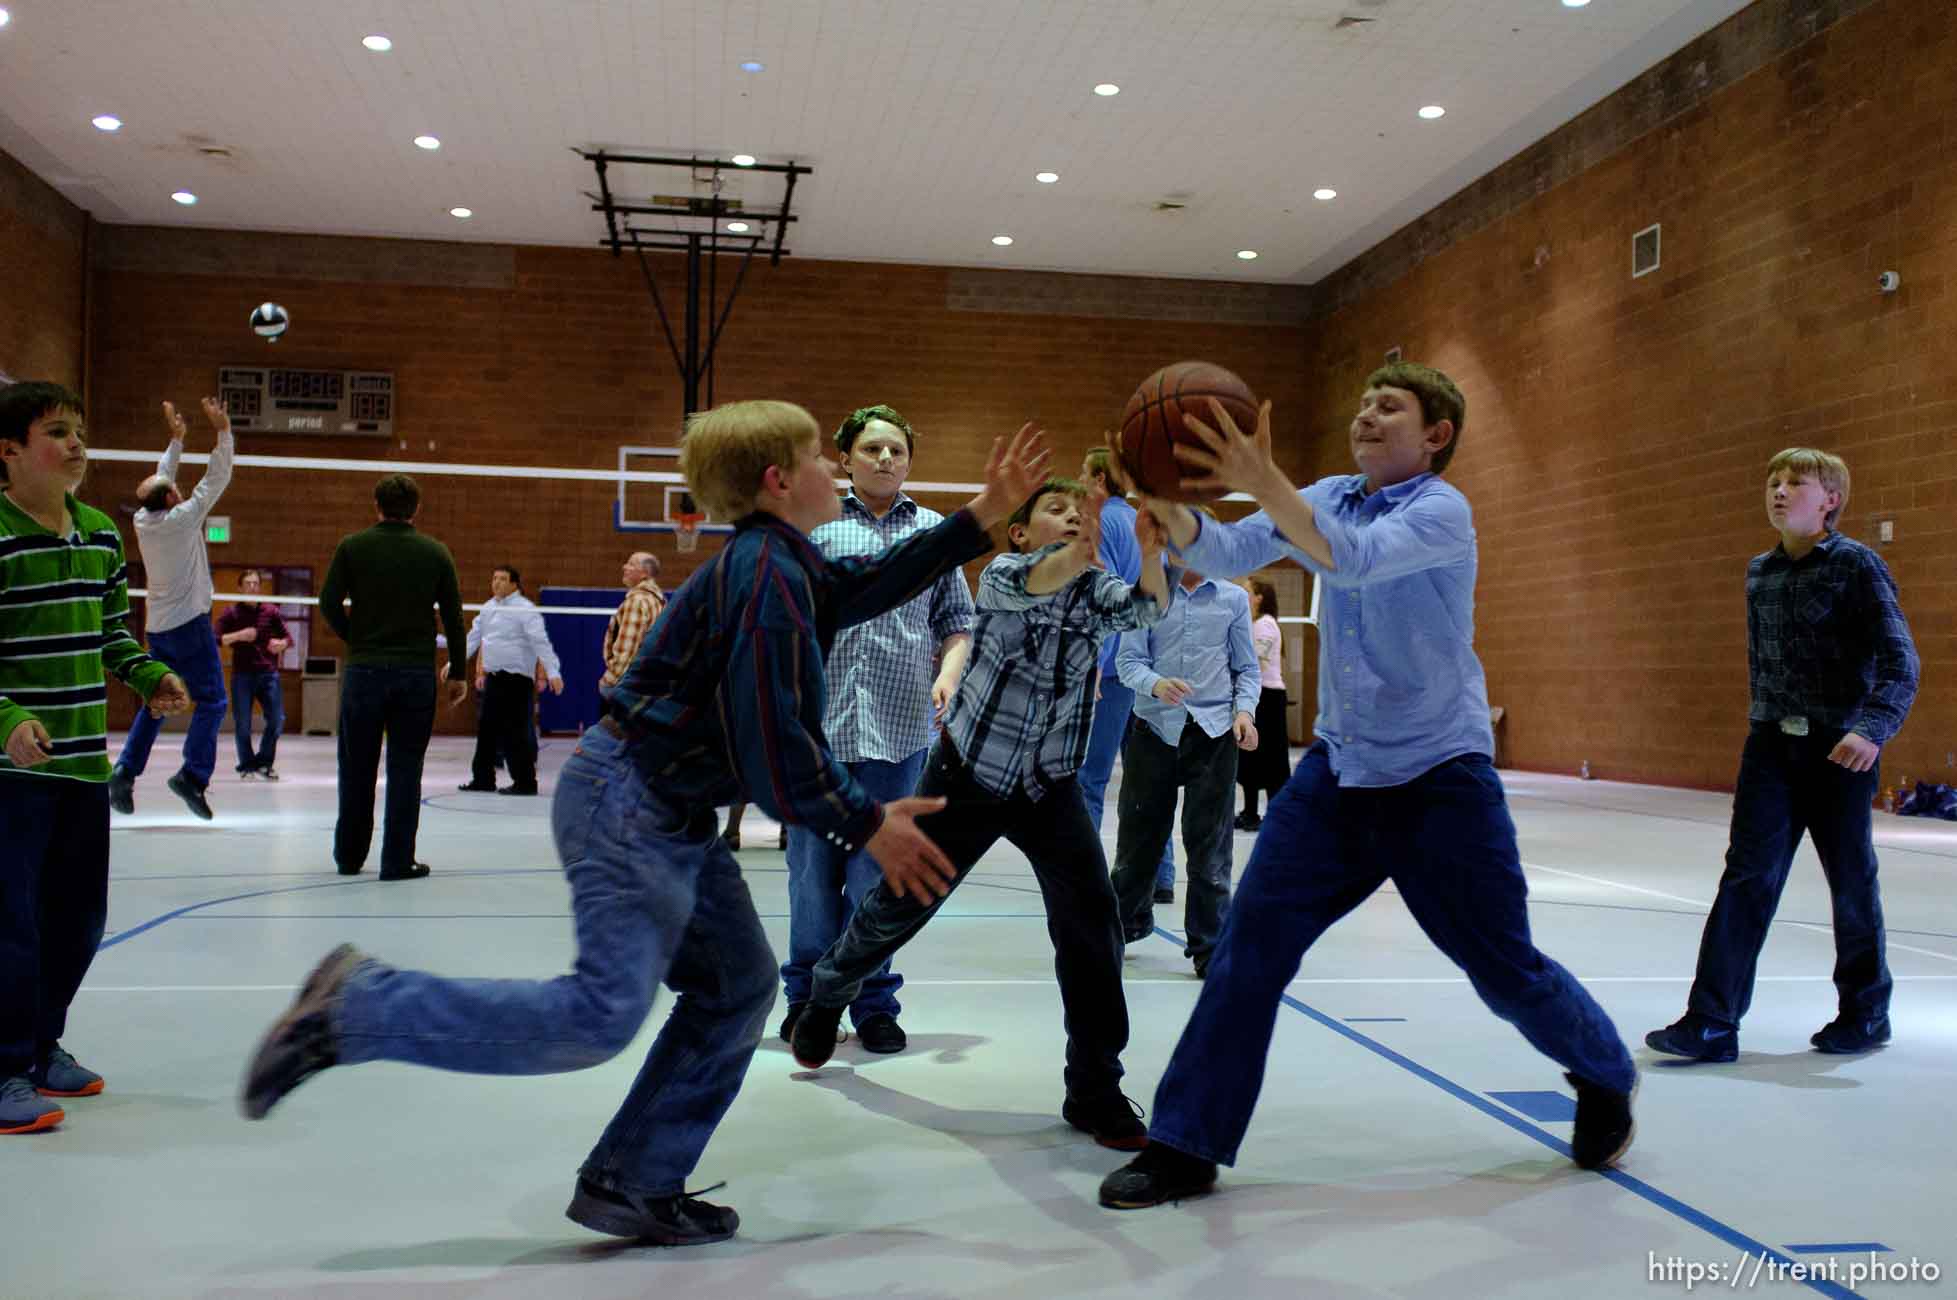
[579,150,813,418]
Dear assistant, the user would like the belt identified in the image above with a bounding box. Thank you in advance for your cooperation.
[1778,716,1809,737]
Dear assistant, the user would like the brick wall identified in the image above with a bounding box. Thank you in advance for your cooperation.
[80,236,1311,733]
[0,146,86,387]
[1295,0,1954,789]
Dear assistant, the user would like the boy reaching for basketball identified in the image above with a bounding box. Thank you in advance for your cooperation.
[791,477,1172,1151]
[240,401,1048,1245]
[1099,363,1638,1209]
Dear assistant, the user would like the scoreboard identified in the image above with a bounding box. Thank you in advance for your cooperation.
[218,368,395,437]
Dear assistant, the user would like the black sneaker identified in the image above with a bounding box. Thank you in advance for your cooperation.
[564,1176,739,1244]
[1234,812,1262,832]
[1152,887,1175,904]
[107,767,135,815]
[855,1013,907,1055]
[1123,923,1152,945]
[778,1000,808,1043]
[378,862,431,882]
[167,772,213,820]
[239,943,367,1119]
[1812,1014,1891,1054]
[457,780,497,792]
[1062,1092,1148,1150]
[1643,1013,1737,1063]
[790,1003,846,1068]
[1098,1141,1218,1208]
[1566,1071,1635,1170]
[497,785,539,796]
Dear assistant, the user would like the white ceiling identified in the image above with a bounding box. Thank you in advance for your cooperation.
[0,0,1753,283]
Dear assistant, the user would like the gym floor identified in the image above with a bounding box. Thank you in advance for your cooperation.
[11,736,1954,1299]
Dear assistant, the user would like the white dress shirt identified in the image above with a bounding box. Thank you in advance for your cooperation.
[465,592,562,677]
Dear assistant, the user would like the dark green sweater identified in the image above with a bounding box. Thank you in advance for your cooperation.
[320,520,467,669]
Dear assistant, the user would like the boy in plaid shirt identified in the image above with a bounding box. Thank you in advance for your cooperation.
[1648,447,1918,1062]
[792,477,1172,1150]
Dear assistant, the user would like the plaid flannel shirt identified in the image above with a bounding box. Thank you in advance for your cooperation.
[601,579,666,687]
[812,492,975,763]
[1745,531,1918,745]
[941,545,1166,801]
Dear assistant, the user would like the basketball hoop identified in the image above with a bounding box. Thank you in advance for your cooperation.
[674,512,705,553]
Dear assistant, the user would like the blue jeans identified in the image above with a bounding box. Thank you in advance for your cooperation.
[781,749,926,1022]
[1149,744,1636,1166]
[231,670,284,772]
[0,778,109,1075]
[1687,724,1890,1028]
[334,665,437,874]
[333,723,777,1196]
[116,617,226,789]
[1078,675,1174,891]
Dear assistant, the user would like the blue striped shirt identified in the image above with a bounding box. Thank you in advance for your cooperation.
[1177,472,1493,787]
[604,509,991,852]
[942,548,1165,801]
[811,492,975,763]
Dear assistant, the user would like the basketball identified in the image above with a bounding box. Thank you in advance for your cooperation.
[1118,361,1260,501]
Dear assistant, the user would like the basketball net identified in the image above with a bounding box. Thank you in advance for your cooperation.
[675,513,705,553]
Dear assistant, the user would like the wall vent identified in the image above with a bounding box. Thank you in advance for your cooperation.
[1632,223,1661,278]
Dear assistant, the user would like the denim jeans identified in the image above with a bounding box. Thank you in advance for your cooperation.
[333,723,777,1196]
[1687,724,1890,1028]
[0,779,109,1075]
[1111,717,1238,959]
[334,665,437,873]
[810,736,1130,1100]
[230,670,284,772]
[116,617,226,789]
[1149,744,1636,1166]
[1078,676,1174,891]
[781,748,927,1023]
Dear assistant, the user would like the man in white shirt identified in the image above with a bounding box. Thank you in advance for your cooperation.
[453,565,562,796]
[109,398,234,820]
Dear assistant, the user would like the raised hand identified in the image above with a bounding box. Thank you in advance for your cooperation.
[161,401,189,442]
[865,796,959,905]
[968,422,1052,529]
[200,396,232,437]
[1177,398,1281,499]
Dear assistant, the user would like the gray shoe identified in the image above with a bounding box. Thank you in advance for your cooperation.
[1,1076,64,1135]
[565,1176,739,1243]
[239,943,368,1119]
[258,767,280,782]
[107,767,134,815]
[167,771,213,820]
[30,1044,103,1097]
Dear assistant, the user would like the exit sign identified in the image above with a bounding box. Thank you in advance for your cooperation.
[205,515,231,544]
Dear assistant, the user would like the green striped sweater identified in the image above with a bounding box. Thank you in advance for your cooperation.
[0,492,170,783]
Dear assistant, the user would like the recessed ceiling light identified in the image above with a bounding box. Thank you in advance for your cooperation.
[413,134,441,150]
[992,235,1014,246]
[726,221,750,233]
[1418,105,1446,120]
[92,115,123,132]
[1035,171,1060,184]
[0,9,11,29]
[449,207,472,219]
[362,34,392,51]
[1562,0,1591,7]
[1093,83,1120,97]
[739,60,765,72]
[1313,187,1337,201]
[730,153,756,167]
[171,191,198,205]
[1236,249,1259,260]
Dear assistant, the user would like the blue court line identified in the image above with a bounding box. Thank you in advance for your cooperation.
[162,911,1051,922]
[1342,1017,1407,1023]
[1506,790,1957,865]
[99,878,375,949]
[1143,926,1860,1300]
[1786,1243,1891,1254]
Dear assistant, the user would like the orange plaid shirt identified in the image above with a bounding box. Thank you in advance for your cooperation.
[601,578,666,686]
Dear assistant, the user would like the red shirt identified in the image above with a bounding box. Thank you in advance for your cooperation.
[214,602,291,674]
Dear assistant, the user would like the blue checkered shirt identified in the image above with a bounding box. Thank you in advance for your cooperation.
[812,492,976,763]
[1746,531,1918,745]
[942,547,1166,801]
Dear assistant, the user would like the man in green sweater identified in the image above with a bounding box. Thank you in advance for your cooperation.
[320,474,468,881]
[1,381,188,1134]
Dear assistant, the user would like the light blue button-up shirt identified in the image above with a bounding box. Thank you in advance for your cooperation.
[1116,577,1260,746]
[1176,472,1493,787]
